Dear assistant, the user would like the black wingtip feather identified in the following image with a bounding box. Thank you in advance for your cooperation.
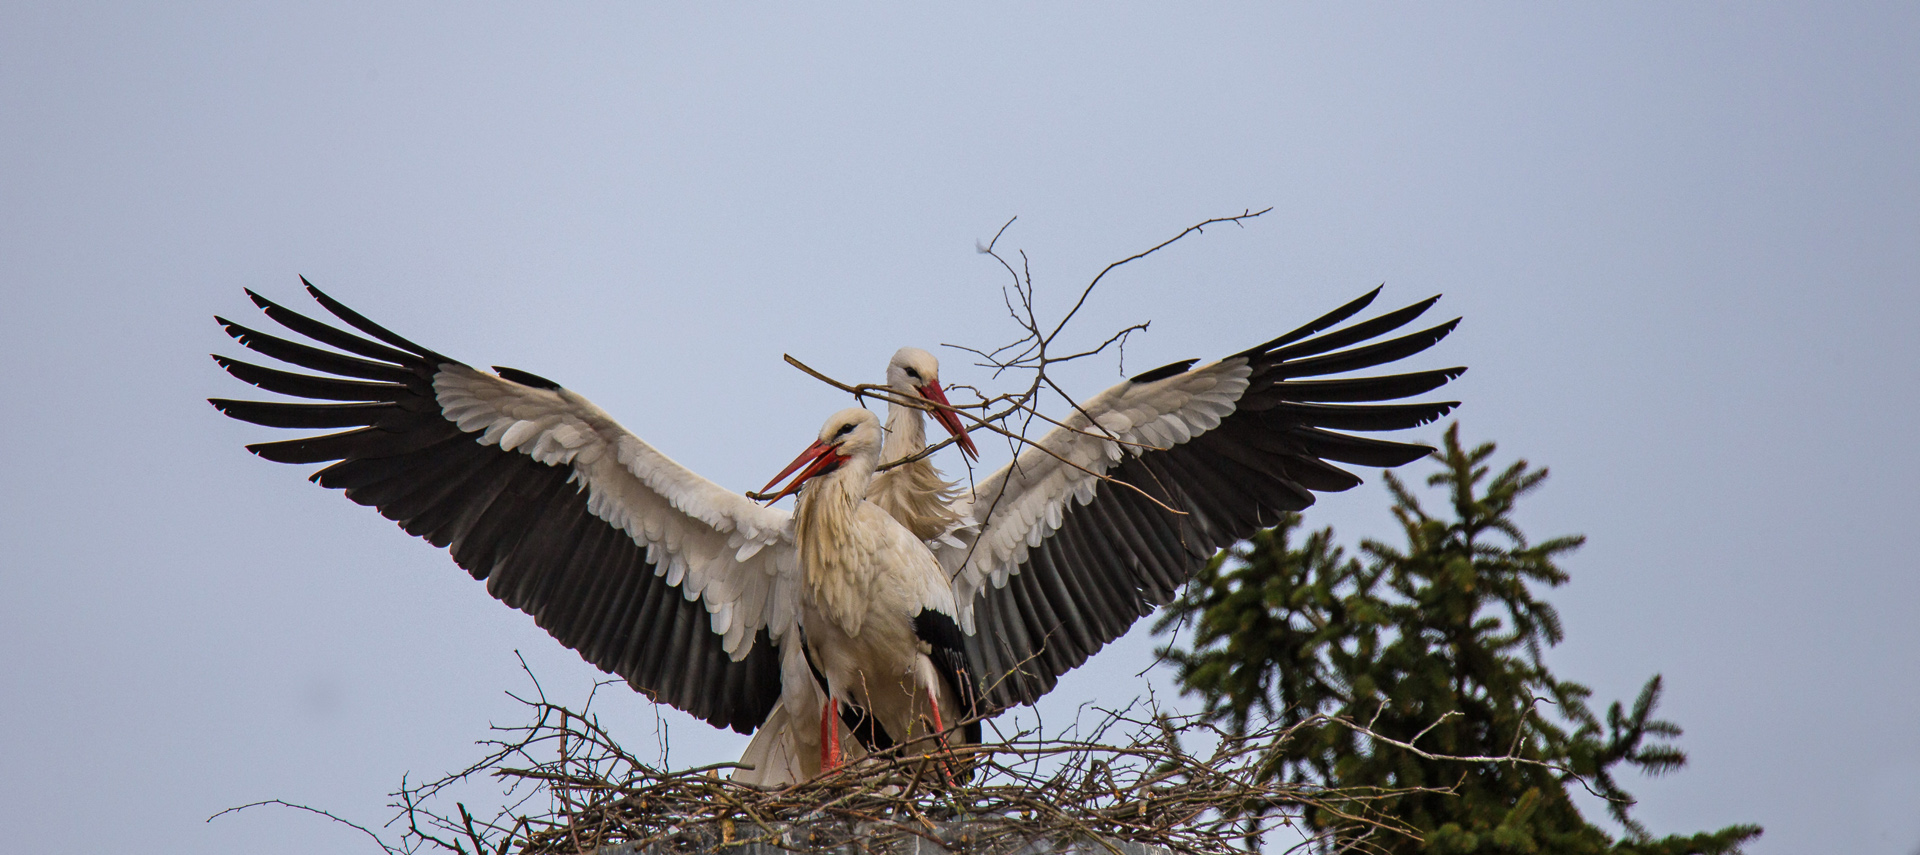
[494,366,563,390]
[1265,400,1461,433]
[212,398,420,430]
[216,318,419,384]
[246,288,424,366]
[1248,366,1467,406]
[1289,426,1437,468]
[1234,287,1385,358]
[1272,318,1461,380]
[245,422,456,464]
[1128,359,1200,385]
[212,354,421,406]
[300,280,451,363]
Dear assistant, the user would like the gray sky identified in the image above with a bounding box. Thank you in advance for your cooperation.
[3,3,1916,853]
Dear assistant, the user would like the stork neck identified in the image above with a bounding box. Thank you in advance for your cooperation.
[883,399,926,463]
[870,400,964,543]
[794,453,877,545]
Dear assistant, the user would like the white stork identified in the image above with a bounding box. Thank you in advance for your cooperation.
[867,347,978,543]
[207,281,1460,782]
[752,407,979,774]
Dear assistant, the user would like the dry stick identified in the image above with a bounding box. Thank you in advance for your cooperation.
[1335,715,1574,774]
[944,316,1149,376]
[1043,207,1272,348]
[208,800,398,854]
[973,209,1271,379]
[497,814,531,855]
[458,803,489,855]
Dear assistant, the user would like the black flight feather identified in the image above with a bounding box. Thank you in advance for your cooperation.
[212,355,409,403]
[494,366,563,390]
[1263,295,1441,362]
[1270,319,1460,379]
[247,289,423,367]
[301,278,451,363]
[1129,359,1200,384]
[1233,285,1382,358]
[218,318,420,385]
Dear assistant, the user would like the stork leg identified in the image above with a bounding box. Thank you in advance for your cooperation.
[926,687,947,737]
[820,697,842,772]
[927,686,956,785]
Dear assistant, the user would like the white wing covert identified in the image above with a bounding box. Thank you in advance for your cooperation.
[936,289,1465,711]
[211,283,795,734]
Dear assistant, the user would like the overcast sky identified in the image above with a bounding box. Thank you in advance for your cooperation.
[4,3,1917,853]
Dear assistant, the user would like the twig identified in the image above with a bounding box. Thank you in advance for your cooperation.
[208,800,398,854]
[1046,208,1271,347]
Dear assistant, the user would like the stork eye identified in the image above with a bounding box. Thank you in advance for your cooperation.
[835,423,854,438]
[904,367,922,381]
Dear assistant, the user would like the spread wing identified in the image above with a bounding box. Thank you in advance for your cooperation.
[210,282,797,733]
[938,288,1464,711]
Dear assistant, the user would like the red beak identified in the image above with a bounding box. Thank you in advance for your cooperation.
[918,381,978,459]
[759,438,848,503]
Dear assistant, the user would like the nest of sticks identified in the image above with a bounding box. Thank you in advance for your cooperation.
[376,671,1438,855]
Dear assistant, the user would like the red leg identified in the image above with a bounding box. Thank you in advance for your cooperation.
[927,687,947,736]
[927,687,955,785]
[820,697,842,772]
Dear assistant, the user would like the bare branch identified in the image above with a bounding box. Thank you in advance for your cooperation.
[1045,207,1271,346]
[208,800,399,854]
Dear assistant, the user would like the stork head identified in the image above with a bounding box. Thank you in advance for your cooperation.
[886,347,978,459]
[759,408,883,503]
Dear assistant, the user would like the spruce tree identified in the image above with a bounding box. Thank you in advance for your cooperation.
[1154,424,1760,853]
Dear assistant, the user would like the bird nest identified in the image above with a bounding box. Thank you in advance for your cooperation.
[363,671,1436,855]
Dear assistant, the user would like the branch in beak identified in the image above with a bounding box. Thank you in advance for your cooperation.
[756,439,848,503]
[918,381,979,459]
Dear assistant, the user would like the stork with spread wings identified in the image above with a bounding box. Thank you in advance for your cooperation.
[209,280,1459,782]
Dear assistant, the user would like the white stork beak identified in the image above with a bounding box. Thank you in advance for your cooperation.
[758,438,849,503]
[918,381,978,459]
